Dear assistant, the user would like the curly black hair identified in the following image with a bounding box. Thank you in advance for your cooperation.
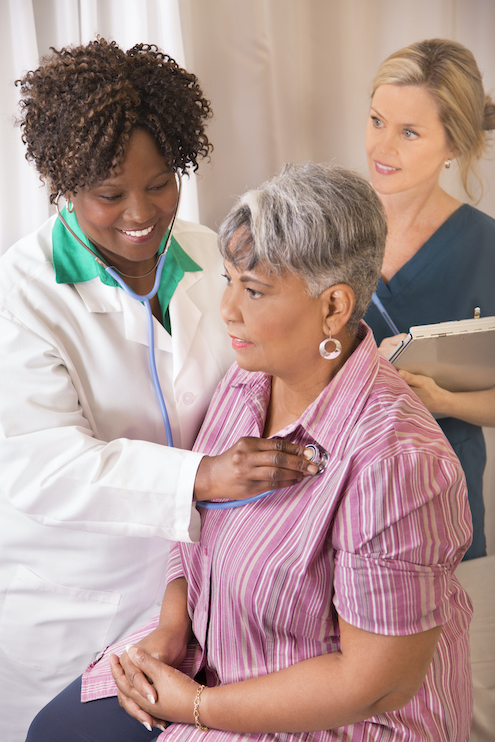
[16,38,213,203]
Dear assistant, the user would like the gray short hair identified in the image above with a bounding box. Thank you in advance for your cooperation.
[218,162,387,331]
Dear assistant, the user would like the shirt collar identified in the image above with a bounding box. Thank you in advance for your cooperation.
[52,207,202,331]
[234,322,379,457]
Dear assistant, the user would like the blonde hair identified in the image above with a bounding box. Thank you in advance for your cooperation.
[372,38,495,200]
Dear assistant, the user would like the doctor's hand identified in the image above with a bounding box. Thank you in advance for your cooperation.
[194,437,319,502]
[110,646,200,731]
[378,333,408,359]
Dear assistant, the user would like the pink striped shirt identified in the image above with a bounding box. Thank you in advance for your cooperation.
[82,323,473,741]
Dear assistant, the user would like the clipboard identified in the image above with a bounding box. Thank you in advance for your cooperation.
[387,316,495,392]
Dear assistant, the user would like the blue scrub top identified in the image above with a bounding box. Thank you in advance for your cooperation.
[365,204,495,559]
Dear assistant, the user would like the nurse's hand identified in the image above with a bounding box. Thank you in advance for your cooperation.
[399,370,495,427]
[378,333,408,359]
[194,437,319,502]
[397,369,449,414]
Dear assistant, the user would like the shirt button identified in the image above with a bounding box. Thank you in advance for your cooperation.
[182,392,196,405]
[204,547,208,555]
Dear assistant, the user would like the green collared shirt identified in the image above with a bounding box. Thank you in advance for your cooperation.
[52,207,202,334]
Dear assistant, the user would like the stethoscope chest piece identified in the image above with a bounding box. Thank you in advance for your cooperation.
[305,444,329,474]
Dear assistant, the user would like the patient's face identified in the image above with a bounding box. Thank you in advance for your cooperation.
[220,257,324,384]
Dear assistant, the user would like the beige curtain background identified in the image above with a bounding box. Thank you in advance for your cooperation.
[1,0,494,552]
[179,0,495,230]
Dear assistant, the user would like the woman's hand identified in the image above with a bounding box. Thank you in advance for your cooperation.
[194,437,319,502]
[111,576,192,731]
[397,369,449,414]
[107,625,190,732]
[377,333,408,359]
[110,617,442,735]
[398,369,495,426]
[110,646,199,730]
[135,623,188,666]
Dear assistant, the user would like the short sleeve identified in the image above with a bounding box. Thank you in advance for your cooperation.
[332,451,472,636]
[165,542,186,584]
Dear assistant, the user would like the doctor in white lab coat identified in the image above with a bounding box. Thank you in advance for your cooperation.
[2,41,314,740]
[0,212,234,732]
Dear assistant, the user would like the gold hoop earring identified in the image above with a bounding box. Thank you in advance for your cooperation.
[66,200,74,213]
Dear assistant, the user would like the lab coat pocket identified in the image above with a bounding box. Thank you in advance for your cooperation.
[0,565,121,673]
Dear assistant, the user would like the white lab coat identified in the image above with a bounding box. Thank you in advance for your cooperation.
[0,215,234,740]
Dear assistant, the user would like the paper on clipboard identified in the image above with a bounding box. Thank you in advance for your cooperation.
[387,316,495,393]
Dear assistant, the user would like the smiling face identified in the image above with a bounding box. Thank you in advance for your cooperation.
[70,128,179,276]
[220,257,328,384]
[365,84,454,199]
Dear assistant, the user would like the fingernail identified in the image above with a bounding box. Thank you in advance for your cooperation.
[303,447,314,460]
[156,725,167,731]
[125,644,133,653]
[307,463,319,475]
[143,722,152,732]
[147,694,155,704]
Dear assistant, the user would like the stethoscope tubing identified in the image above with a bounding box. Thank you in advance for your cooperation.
[196,489,276,509]
[105,258,174,448]
[371,292,400,336]
[55,184,178,450]
[109,261,280,509]
[55,187,326,510]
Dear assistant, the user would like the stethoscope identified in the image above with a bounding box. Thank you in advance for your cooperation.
[55,179,328,509]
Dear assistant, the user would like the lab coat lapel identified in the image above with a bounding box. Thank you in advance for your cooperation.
[122,295,174,354]
[73,279,174,353]
[72,272,204,371]
[73,279,122,314]
[169,271,203,380]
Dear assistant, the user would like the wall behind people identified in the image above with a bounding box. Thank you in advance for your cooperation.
[1,0,494,552]
[179,0,495,228]
[0,0,200,252]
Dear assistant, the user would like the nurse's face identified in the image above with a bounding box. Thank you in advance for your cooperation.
[365,84,454,199]
[71,128,179,277]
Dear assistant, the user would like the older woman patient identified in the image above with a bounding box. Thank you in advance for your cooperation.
[28,163,473,742]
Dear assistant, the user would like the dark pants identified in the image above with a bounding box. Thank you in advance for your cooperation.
[26,676,159,742]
